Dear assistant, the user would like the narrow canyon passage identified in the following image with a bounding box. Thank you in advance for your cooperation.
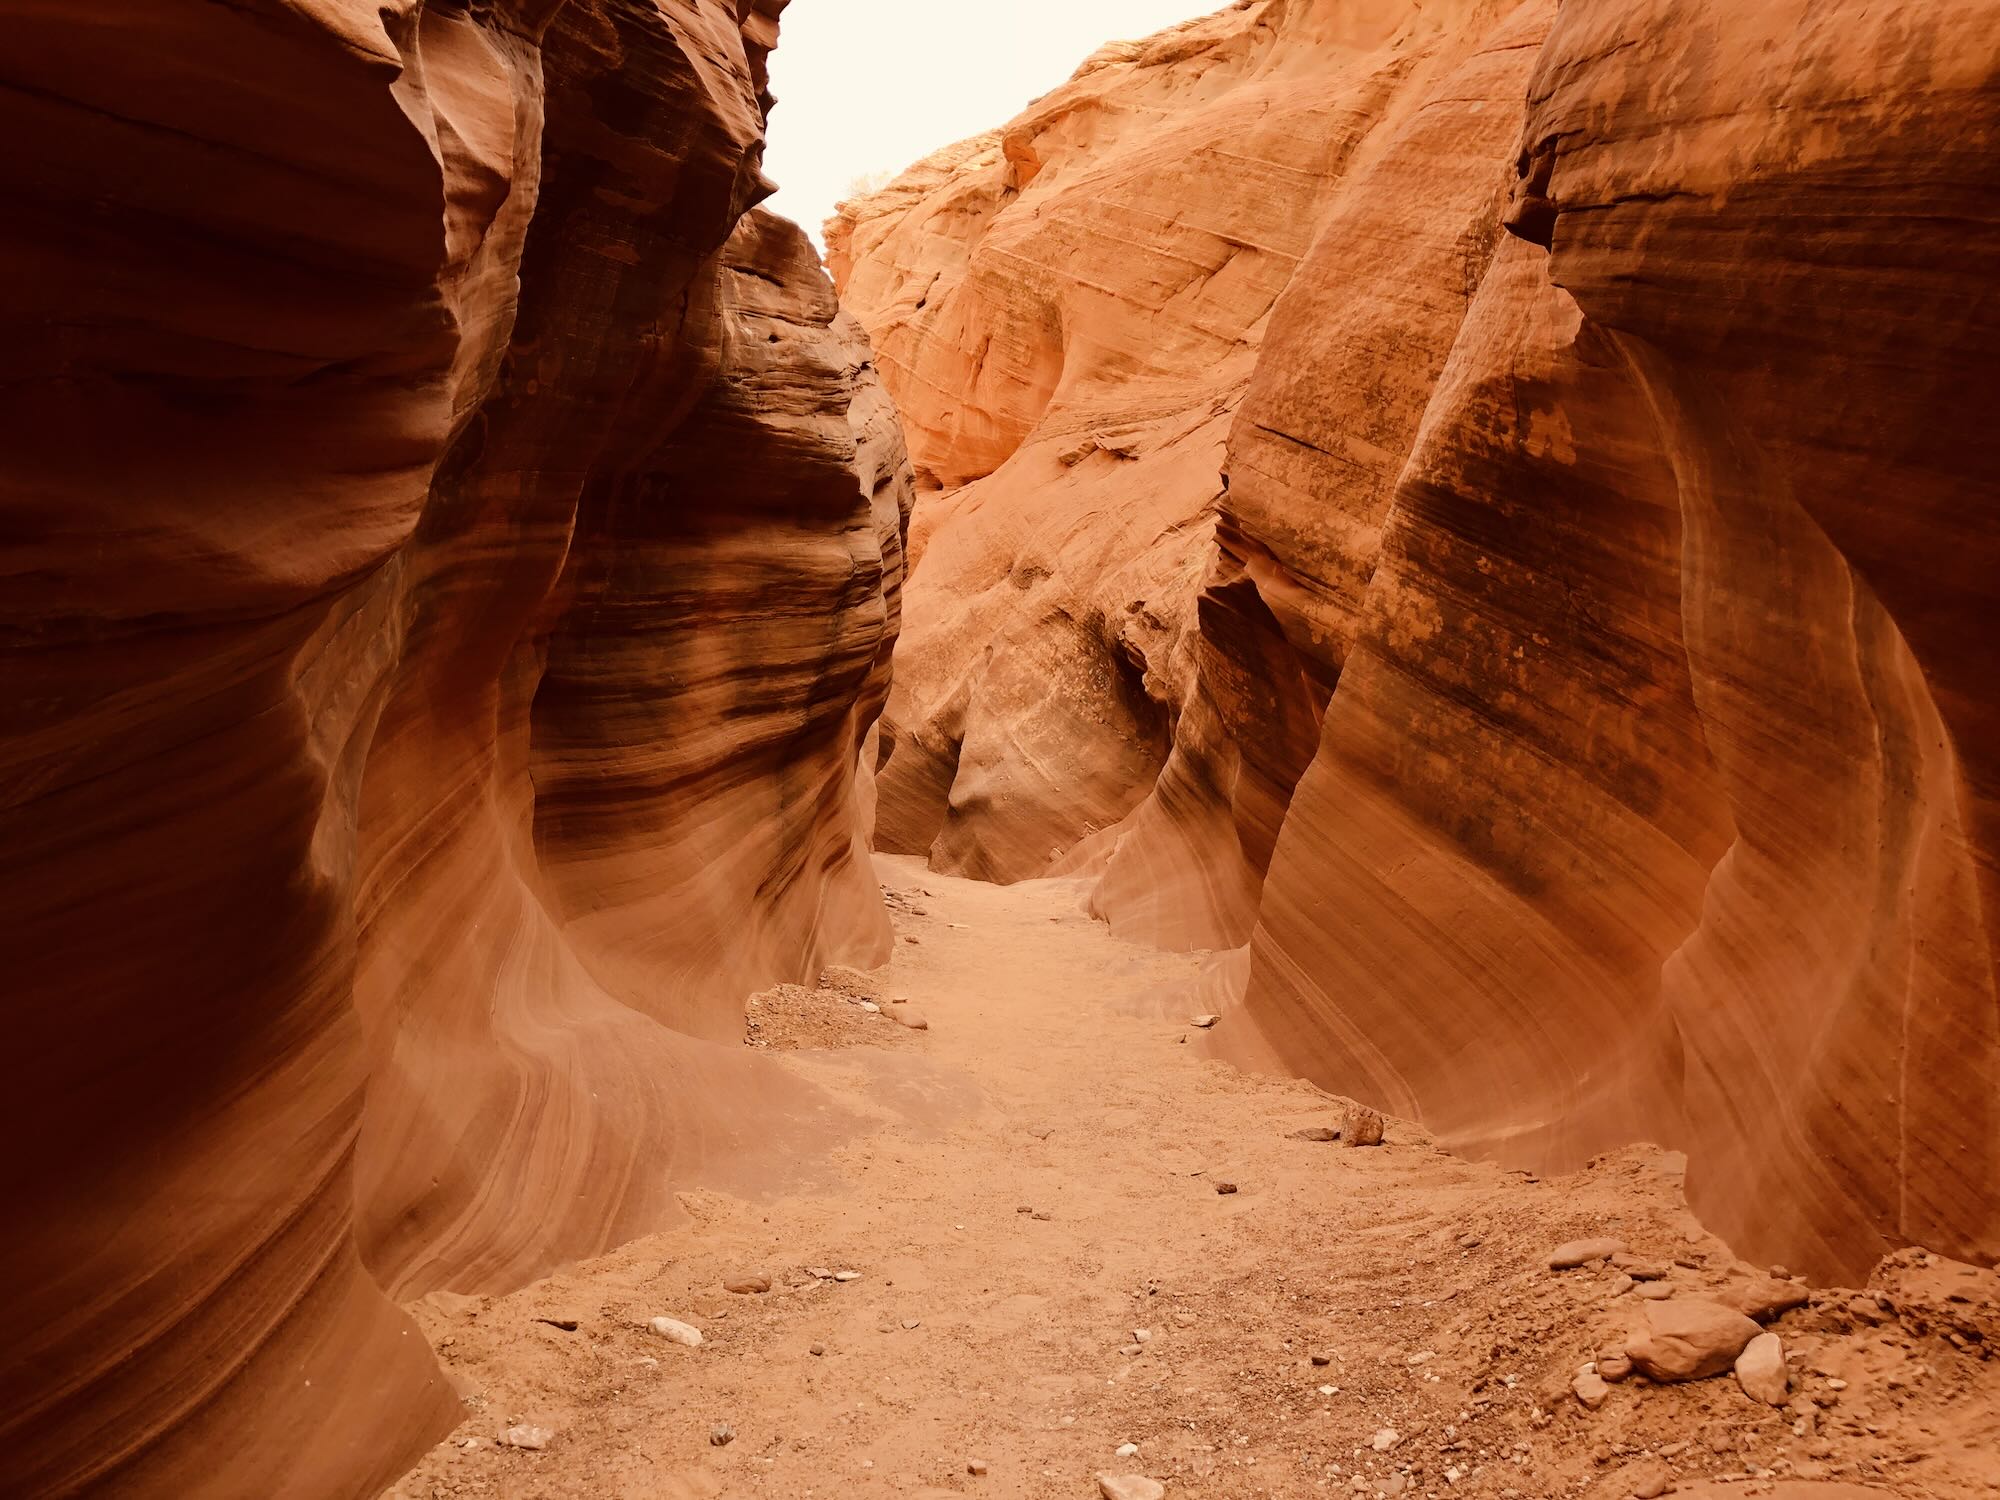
[387,858,1998,1500]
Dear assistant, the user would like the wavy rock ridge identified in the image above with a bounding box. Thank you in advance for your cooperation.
[0,2,908,1496]
[833,0,1999,1284]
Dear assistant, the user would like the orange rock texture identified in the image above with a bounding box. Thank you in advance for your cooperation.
[834,0,2000,1284]
[0,2,906,1496]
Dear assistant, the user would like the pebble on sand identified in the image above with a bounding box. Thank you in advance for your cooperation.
[710,1423,734,1447]
[1191,1015,1219,1028]
[1291,1127,1339,1142]
[1372,1428,1401,1452]
[648,1316,703,1347]
[1098,1476,1166,1500]
[1215,1181,1239,1195]
[725,1274,772,1294]
[1573,1371,1611,1410]
[499,1424,553,1451]
[888,1006,929,1030]
[967,1459,989,1475]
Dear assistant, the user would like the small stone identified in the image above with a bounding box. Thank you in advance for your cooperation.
[1372,1428,1402,1452]
[833,1271,862,1282]
[1573,1371,1611,1410]
[725,1274,772,1295]
[1597,1353,1634,1383]
[648,1316,702,1347]
[500,1424,553,1451]
[1735,1332,1789,1405]
[859,1001,880,1012]
[1457,1233,1482,1250]
[1215,1181,1238,1195]
[888,1006,929,1030]
[1623,1461,1673,1498]
[710,1423,735,1447]
[1549,1238,1628,1270]
[809,1343,825,1356]
[1310,1349,1334,1366]
[1098,1477,1166,1500]
[1636,1283,1674,1301]
[967,1459,988,1475]
[1624,1299,1763,1382]
[1342,1105,1385,1147]
[1610,1274,1635,1297]
[1292,1127,1340,1142]
[1191,1015,1220,1028]
[1032,1210,1054,1221]
[1132,1328,1152,1343]
[1121,1343,1144,1356]
[807,1266,833,1279]
[1375,1477,1408,1498]
[1115,1442,1140,1457]
[902,1318,922,1329]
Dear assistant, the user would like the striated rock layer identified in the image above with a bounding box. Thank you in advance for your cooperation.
[838,0,2000,1282]
[0,1,908,1496]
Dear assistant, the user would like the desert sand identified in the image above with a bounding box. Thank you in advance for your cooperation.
[385,858,1999,1499]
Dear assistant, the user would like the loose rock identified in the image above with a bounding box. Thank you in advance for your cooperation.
[1734,1331,1789,1405]
[1573,1371,1611,1410]
[710,1423,734,1447]
[1098,1476,1166,1500]
[648,1316,702,1347]
[967,1459,989,1476]
[1190,1015,1219,1028]
[1215,1181,1238,1195]
[1342,1105,1385,1147]
[1623,1298,1763,1382]
[499,1424,553,1451]
[1292,1127,1339,1142]
[888,1006,929,1030]
[1372,1427,1401,1452]
[1549,1238,1628,1270]
[1718,1275,1811,1322]
[724,1274,771,1294]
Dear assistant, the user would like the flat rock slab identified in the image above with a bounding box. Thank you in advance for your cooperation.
[1099,1477,1167,1500]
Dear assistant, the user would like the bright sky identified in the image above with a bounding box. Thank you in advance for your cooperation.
[763,0,1216,251]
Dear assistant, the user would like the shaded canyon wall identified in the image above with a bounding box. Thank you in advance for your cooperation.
[0,1,909,1495]
[832,0,2000,1283]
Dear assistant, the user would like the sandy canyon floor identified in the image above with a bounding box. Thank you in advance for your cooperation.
[387,857,1999,1500]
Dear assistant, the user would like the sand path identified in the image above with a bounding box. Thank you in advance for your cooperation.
[388,857,1998,1500]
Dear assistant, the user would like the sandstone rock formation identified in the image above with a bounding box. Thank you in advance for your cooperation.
[0,2,907,1496]
[836,0,2000,1283]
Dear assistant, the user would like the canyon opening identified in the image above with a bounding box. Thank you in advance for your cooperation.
[1,2,1996,1499]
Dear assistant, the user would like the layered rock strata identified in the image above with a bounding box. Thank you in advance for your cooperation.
[0,2,907,1496]
[836,0,2000,1281]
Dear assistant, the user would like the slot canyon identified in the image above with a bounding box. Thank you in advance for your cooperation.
[0,0,1995,1497]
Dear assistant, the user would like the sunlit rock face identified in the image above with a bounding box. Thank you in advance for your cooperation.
[0,1,907,1495]
[837,0,2000,1283]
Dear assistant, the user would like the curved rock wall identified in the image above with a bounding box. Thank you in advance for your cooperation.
[837,0,2000,1281]
[0,1,906,1495]
[830,0,1534,902]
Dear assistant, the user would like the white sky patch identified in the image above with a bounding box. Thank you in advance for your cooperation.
[763,0,1218,253]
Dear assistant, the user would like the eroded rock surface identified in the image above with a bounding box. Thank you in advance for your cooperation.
[0,1,907,1495]
[838,0,2000,1282]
